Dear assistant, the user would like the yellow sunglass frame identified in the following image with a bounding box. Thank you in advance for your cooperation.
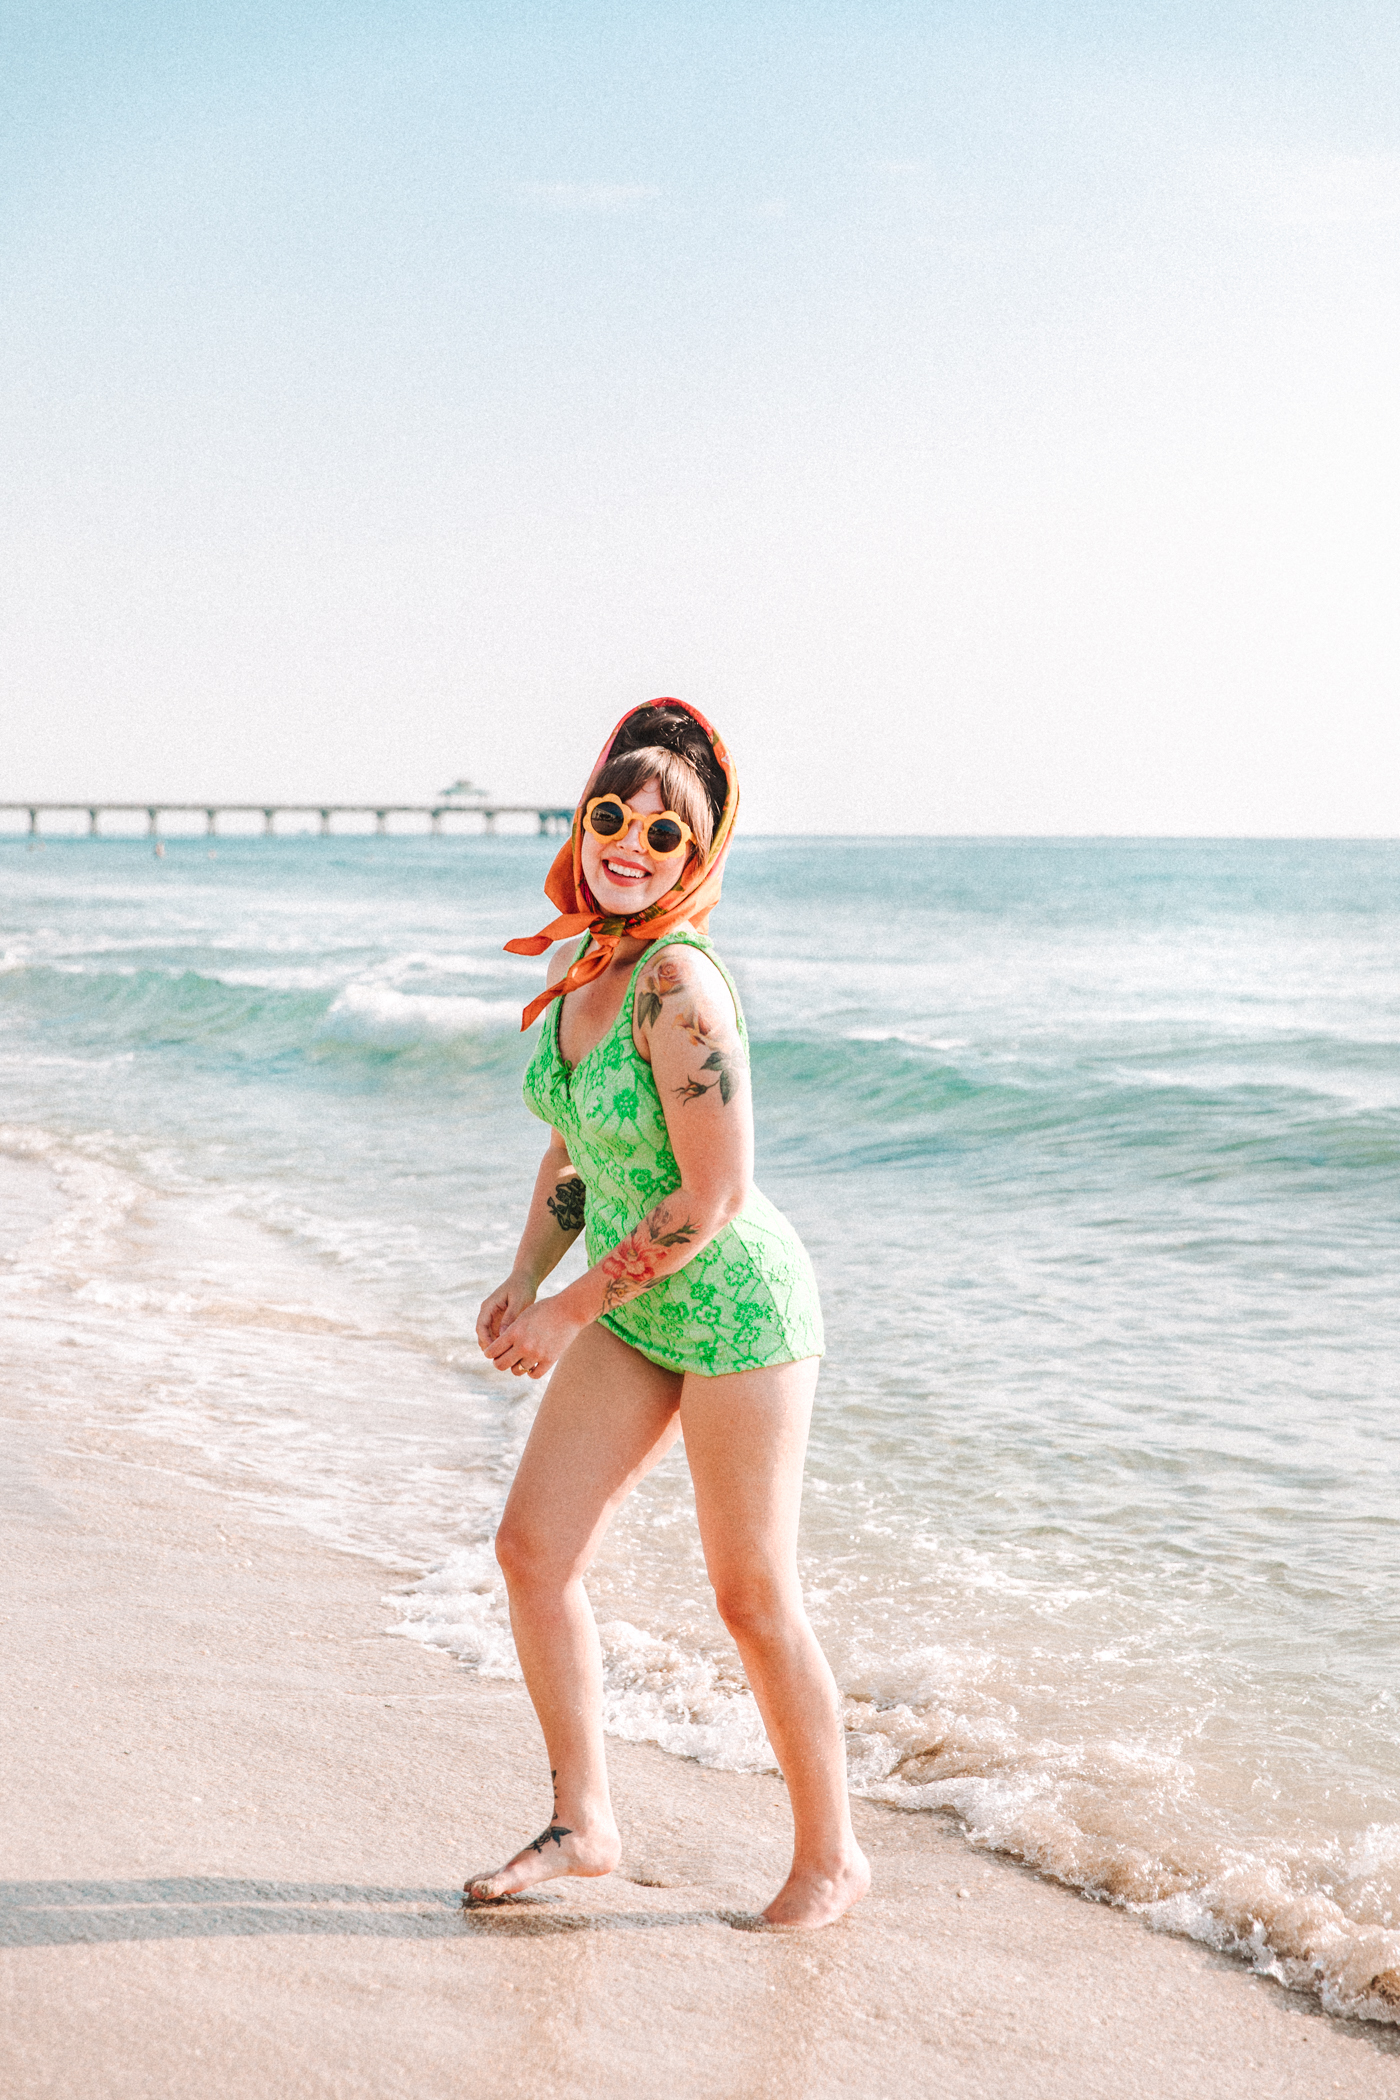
[582,796,696,860]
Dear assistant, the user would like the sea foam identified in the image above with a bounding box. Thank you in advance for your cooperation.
[317,984,521,1047]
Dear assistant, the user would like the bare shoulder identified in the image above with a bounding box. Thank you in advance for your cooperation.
[634,938,739,1040]
[546,938,590,989]
[636,940,747,1110]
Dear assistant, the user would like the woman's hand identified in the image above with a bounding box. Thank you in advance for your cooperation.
[481,1293,586,1380]
[476,1273,538,1354]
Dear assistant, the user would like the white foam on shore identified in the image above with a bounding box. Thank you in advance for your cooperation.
[393,1547,520,1677]
[0,1124,148,1293]
[387,1528,1400,2026]
[598,1621,773,1770]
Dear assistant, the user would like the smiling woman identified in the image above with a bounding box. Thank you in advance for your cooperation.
[467,699,865,1929]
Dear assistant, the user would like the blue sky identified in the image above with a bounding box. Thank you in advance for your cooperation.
[3,2,1398,831]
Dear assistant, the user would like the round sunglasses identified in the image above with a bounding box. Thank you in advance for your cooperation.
[583,795,696,860]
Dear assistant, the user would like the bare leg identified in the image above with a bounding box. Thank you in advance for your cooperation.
[466,1322,682,1900]
[681,1358,869,1928]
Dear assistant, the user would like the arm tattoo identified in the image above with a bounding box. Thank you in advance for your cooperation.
[676,1046,738,1106]
[636,953,744,1110]
[546,1175,585,1234]
[599,1198,698,1309]
[635,951,687,1031]
[672,1001,743,1106]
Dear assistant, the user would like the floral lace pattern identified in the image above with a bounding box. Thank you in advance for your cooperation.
[522,931,824,1376]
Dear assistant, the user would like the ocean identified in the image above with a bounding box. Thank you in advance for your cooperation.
[2,830,1397,2019]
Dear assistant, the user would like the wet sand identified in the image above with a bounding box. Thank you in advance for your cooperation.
[3,1401,1398,2100]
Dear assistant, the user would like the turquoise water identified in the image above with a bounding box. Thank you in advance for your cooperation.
[2,833,1398,2017]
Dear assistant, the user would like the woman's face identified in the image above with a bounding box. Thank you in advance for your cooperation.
[581,775,691,916]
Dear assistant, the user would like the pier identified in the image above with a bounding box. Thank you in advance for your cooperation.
[0,801,575,839]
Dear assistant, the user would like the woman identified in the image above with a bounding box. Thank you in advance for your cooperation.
[470,699,868,1929]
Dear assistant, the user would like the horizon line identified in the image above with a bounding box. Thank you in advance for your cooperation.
[3,827,1398,844]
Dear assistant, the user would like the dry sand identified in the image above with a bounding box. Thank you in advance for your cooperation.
[3,1401,1399,2100]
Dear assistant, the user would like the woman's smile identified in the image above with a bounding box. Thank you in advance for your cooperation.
[580,777,682,911]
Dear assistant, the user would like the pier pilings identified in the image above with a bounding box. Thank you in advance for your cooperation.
[1,802,575,840]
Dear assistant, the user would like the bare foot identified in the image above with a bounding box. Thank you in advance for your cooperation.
[761,1847,871,1928]
[464,1820,621,1904]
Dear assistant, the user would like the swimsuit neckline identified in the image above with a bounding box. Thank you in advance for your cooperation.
[553,929,707,1082]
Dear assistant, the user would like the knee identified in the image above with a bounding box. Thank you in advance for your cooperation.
[495,1517,566,1594]
[710,1570,796,1647]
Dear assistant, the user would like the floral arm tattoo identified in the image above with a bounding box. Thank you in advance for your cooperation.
[599,1195,698,1310]
[633,952,686,1030]
[545,1174,585,1235]
[635,952,746,1110]
[674,1045,739,1107]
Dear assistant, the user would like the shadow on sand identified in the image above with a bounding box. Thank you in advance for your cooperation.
[0,1878,749,1947]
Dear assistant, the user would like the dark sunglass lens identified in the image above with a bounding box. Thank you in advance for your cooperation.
[647,819,684,855]
[591,801,626,836]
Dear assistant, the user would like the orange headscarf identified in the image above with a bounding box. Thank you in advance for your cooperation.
[505,698,739,1031]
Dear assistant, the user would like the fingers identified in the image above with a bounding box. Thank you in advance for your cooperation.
[484,1318,518,1361]
[480,1292,574,1379]
[476,1285,516,1351]
[485,1322,529,1374]
[491,1344,546,1377]
[485,1316,555,1380]
[489,1342,542,1376]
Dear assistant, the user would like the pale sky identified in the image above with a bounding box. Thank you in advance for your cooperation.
[3,1,1398,833]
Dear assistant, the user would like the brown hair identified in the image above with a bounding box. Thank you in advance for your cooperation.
[603,706,727,837]
[589,744,715,861]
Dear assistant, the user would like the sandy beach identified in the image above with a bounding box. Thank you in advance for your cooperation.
[1,1393,1396,2100]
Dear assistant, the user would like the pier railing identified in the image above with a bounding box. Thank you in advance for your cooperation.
[0,802,575,839]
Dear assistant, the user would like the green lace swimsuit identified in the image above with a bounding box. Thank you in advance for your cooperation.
[522,929,824,1376]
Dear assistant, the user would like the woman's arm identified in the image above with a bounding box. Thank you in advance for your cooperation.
[475,1126,587,1348]
[477,942,590,1352]
[483,943,751,1377]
